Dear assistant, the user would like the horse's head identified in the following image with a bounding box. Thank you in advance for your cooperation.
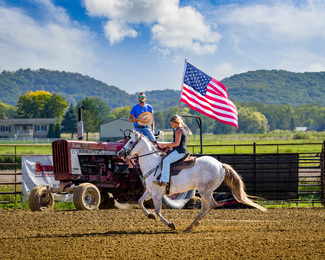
[117,130,141,159]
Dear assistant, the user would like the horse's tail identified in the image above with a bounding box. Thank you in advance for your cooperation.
[223,163,267,212]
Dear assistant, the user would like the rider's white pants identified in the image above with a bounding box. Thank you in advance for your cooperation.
[160,150,185,183]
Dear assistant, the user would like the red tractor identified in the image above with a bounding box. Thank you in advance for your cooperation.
[28,129,195,211]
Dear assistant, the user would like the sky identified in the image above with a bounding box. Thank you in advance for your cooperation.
[1,0,325,95]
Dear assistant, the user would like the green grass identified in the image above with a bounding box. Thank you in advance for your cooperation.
[261,201,323,208]
[161,130,325,154]
[187,140,323,154]
[0,199,76,210]
[0,144,52,155]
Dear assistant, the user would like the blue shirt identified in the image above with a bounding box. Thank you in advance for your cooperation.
[130,104,153,127]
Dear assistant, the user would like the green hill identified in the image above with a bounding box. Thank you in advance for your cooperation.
[0,69,131,108]
[1,68,324,110]
[222,70,325,107]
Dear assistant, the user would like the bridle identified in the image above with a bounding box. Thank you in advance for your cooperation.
[120,131,160,160]
[120,131,141,158]
[119,131,162,183]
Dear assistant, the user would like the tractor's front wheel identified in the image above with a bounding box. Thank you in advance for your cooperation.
[29,186,55,211]
[73,183,101,210]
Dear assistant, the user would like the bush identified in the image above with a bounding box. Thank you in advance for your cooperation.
[0,155,21,170]
[293,132,308,139]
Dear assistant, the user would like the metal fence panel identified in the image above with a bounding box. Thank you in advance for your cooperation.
[197,153,299,199]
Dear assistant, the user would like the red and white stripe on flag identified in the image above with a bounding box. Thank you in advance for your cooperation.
[181,81,238,129]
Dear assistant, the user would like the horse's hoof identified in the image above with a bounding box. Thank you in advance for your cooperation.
[183,228,193,233]
[168,222,175,229]
[148,213,156,220]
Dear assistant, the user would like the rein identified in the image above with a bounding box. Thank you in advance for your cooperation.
[125,133,162,183]
[143,164,161,180]
[128,150,159,160]
[125,133,161,160]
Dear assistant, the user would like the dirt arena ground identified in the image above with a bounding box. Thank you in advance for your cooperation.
[0,207,324,259]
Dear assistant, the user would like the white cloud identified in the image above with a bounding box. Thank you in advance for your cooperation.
[152,5,220,54]
[84,0,159,23]
[104,20,138,45]
[84,0,220,54]
[305,63,325,72]
[212,63,239,80]
[219,1,325,42]
[0,5,96,74]
[211,0,325,75]
[35,0,71,24]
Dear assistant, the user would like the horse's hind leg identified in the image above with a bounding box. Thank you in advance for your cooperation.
[138,190,156,220]
[186,190,216,231]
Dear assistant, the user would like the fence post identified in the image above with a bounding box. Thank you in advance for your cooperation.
[15,145,17,201]
[253,142,257,195]
[321,141,325,207]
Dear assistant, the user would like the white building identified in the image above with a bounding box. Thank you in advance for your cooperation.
[100,118,134,141]
[0,118,57,139]
[295,127,307,132]
[100,118,163,141]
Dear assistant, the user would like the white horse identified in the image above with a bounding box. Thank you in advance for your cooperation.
[118,131,266,231]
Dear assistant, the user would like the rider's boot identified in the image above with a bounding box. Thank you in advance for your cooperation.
[153,180,168,187]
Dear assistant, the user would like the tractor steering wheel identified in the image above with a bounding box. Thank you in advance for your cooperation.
[120,129,133,140]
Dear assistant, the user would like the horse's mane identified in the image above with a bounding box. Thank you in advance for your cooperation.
[137,132,158,151]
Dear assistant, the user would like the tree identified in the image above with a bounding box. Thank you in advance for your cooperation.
[276,105,296,130]
[61,104,78,138]
[245,102,279,131]
[48,123,61,138]
[289,117,296,131]
[0,100,16,118]
[77,97,100,140]
[154,111,164,130]
[16,90,67,121]
[295,103,325,127]
[93,98,112,124]
[213,121,237,134]
[54,123,61,138]
[47,124,55,138]
[111,106,132,120]
[162,107,180,129]
[238,107,269,133]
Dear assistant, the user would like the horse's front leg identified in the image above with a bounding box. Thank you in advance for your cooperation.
[152,190,175,229]
[138,189,156,220]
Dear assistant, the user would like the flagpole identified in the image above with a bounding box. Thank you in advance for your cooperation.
[178,59,187,115]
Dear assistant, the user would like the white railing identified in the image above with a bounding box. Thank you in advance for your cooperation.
[8,130,33,139]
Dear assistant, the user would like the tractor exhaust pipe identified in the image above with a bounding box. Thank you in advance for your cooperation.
[77,106,84,140]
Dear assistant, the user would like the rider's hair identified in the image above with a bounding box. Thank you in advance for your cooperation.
[170,115,192,135]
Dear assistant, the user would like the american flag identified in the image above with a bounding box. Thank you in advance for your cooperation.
[180,62,238,128]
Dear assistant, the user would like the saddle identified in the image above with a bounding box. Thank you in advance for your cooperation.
[157,152,196,180]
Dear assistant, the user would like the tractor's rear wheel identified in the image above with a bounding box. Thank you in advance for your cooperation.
[29,186,55,211]
[73,183,101,210]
